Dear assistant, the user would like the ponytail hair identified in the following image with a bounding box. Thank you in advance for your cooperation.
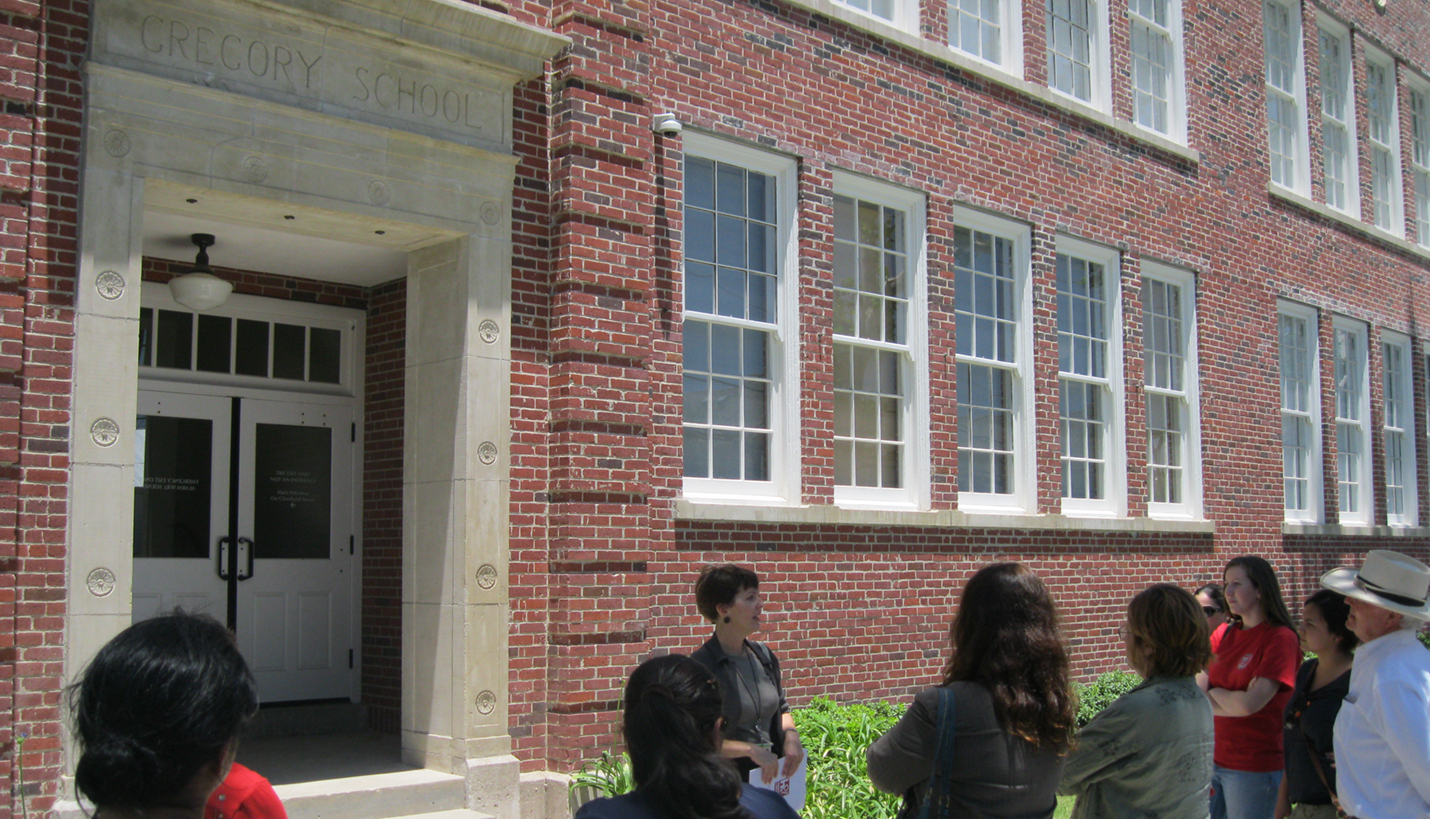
[70,612,257,811]
[623,655,749,819]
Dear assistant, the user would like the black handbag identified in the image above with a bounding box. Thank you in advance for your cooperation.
[898,687,957,819]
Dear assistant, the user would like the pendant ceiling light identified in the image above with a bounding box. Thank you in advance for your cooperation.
[168,233,233,311]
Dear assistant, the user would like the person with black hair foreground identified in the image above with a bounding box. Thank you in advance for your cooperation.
[70,611,261,819]
[1319,550,1430,819]
[867,562,1076,819]
[1060,584,1214,819]
[575,654,799,819]
[689,564,804,783]
[1274,590,1357,819]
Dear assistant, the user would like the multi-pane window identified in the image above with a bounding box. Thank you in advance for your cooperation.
[1279,303,1321,523]
[1263,0,1306,191]
[1367,56,1403,234]
[1129,0,1178,137]
[1382,334,1417,527]
[1047,0,1098,104]
[1057,242,1122,515]
[1411,87,1430,247]
[949,0,1005,65]
[682,139,794,498]
[836,0,899,24]
[832,185,918,499]
[955,212,1030,509]
[1333,319,1371,524]
[1318,24,1356,214]
[1142,265,1200,517]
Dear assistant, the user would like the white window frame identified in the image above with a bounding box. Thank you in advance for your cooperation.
[954,207,1035,513]
[833,0,920,31]
[1046,0,1111,111]
[1141,263,1201,520]
[1332,316,1372,525]
[1317,18,1359,216]
[1128,0,1187,142]
[1278,301,1323,524]
[831,172,929,510]
[1409,80,1430,248]
[1365,48,1405,237]
[1382,331,1418,527]
[948,0,1026,75]
[680,133,800,505]
[1263,0,1310,195]
[1056,236,1125,517]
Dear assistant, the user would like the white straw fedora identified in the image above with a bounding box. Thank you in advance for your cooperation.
[1320,550,1430,621]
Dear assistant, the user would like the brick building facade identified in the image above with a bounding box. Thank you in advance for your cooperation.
[0,0,1427,816]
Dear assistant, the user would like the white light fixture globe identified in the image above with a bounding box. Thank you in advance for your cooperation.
[169,233,232,311]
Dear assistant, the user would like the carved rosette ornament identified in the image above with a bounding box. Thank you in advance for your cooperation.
[90,418,120,447]
[477,441,497,465]
[476,564,498,590]
[368,180,391,206]
[475,690,496,715]
[95,270,126,301]
[480,200,501,225]
[103,130,131,157]
[478,320,500,344]
[86,568,116,598]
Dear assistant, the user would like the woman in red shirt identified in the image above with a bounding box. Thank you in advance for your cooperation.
[1198,556,1301,819]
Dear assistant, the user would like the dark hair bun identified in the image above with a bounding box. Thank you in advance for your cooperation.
[75,733,164,808]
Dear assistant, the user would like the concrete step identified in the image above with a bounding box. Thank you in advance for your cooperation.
[275,768,470,819]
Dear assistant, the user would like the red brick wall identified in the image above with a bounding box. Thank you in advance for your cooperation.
[503,0,1430,770]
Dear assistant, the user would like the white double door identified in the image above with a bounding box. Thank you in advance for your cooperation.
[133,388,355,702]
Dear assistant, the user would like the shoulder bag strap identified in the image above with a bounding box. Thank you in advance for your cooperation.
[915,687,957,819]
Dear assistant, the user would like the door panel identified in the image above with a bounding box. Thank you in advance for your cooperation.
[133,392,231,622]
[236,398,354,701]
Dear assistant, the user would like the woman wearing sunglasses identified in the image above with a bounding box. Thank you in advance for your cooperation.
[1274,590,1357,819]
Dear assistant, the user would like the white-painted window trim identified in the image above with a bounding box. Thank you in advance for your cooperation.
[1141,262,1202,520]
[1381,331,1417,527]
[1278,300,1323,524]
[1046,0,1112,111]
[948,0,1026,76]
[833,0,919,31]
[1263,0,1310,196]
[831,172,930,511]
[954,207,1035,513]
[1365,47,1404,237]
[1055,236,1125,517]
[1407,79,1430,248]
[1128,0,1187,143]
[1332,316,1372,525]
[1317,17,1359,217]
[681,133,801,506]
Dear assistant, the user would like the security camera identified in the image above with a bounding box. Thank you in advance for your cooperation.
[652,113,683,136]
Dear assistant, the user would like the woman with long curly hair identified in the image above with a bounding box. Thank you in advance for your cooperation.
[575,654,798,819]
[867,562,1077,818]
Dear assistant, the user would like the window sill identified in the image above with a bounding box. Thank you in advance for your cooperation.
[675,499,1216,533]
[777,0,1199,165]
[1269,186,1430,262]
[1283,522,1430,538]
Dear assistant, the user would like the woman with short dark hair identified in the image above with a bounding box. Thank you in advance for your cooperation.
[1060,584,1215,818]
[70,612,259,819]
[689,564,804,782]
[574,655,798,819]
[867,562,1076,818]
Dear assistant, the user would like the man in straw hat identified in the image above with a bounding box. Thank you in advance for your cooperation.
[1319,549,1430,819]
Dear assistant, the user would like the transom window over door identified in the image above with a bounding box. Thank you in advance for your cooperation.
[681,135,797,503]
[831,175,927,508]
[954,209,1031,512]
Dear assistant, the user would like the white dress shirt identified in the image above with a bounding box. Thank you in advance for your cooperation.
[1332,628,1430,819]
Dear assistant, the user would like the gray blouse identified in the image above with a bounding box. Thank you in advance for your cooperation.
[867,682,1067,819]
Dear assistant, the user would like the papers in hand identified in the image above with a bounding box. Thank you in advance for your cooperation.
[747,755,806,812]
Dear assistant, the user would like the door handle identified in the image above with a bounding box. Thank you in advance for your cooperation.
[217,536,232,580]
[237,537,254,581]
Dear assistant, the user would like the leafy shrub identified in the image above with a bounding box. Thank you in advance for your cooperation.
[794,697,906,819]
[1419,628,1430,651]
[1073,670,1143,726]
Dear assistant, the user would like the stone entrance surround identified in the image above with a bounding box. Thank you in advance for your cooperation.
[64,1,566,818]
